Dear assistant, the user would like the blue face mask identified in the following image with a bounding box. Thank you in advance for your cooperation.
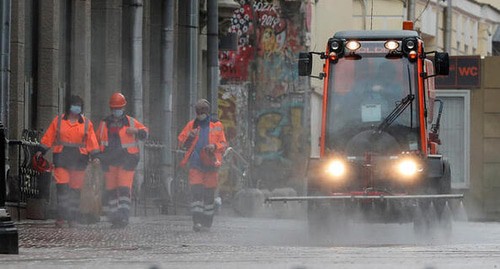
[112,109,124,118]
[69,105,82,115]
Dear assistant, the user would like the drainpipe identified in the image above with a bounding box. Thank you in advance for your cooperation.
[407,0,415,22]
[360,0,367,30]
[207,0,219,118]
[161,0,174,198]
[0,0,11,126]
[131,0,144,190]
[188,0,199,119]
[131,0,144,121]
[444,0,452,53]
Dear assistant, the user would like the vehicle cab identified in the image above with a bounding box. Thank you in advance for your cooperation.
[299,24,450,193]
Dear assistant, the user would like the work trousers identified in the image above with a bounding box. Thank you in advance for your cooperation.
[189,168,218,227]
[56,184,81,222]
[102,165,135,225]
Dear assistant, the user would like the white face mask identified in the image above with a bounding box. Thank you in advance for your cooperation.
[70,105,82,115]
[196,113,208,121]
[112,109,124,118]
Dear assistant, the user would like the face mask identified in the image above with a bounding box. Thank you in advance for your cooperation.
[112,109,124,118]
[196,113,208,121]
[69,105,82,115]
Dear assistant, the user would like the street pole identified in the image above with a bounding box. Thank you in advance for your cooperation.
[131,0,145,195]
[0,121,18,254]
[207,0,219,118]
[0,0,11,126]
[0,0,18,254]
[161,0,174,213]
[188,0,199,119]
[444,0,452,53]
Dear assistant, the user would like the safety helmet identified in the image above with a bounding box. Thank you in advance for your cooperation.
[31,154,53,173]
[200,148,221,168]
[109,92,127,108]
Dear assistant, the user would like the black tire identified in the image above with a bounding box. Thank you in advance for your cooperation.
[413,201,427,236]
[436,160,453,239]
[415,160,452,238]
[437,160,452,234]
[307,183,349,244]
[307,182,329,241]
[438,160,452,194]
[307,199,330,243]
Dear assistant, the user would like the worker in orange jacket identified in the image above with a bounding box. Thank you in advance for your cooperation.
[178,99,227,232]
[96,92,148,228]
[36,95,100,228]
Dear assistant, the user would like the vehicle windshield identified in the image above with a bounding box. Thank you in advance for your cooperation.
[325,51,420,156]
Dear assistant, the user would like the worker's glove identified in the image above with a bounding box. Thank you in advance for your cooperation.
[188,129,199,138]
[205,144,216,153]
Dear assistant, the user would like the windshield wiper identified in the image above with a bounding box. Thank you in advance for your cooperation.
[376,93,415,132]
[376,65,414,133]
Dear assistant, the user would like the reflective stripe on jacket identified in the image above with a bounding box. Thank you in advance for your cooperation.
[40,114,100,155]
[178,119,227,168]
[97,115,149,154]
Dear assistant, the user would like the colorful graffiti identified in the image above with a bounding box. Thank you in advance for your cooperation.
[220,0,308,189]
[220,0,303,92]
[218,91,237,143]
[255,102,304,164]
[219,2,255,81]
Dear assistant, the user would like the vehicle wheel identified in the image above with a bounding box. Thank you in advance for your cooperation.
[438,160,451,194]
[413,201,427,236]
[307,199,330,243]
[439,201,453,239]
[437,160,453,234]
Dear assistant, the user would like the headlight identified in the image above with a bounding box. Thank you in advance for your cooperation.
[345,40,361,51]
[384,40,399,50]
[397,159,418,176]
[325,160,345,177]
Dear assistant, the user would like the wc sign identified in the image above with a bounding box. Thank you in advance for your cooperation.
[435,56,481,89]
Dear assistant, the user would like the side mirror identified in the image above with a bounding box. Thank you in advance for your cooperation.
[298,52,312,76]
[434,52,449,76]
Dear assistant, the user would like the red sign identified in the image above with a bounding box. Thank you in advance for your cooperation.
[435,56,481,89]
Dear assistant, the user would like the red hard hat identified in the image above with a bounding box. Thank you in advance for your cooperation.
[31,154,53,173]
[109,92,127,108]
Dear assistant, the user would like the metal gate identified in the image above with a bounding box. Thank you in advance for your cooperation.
[6,129,48,219]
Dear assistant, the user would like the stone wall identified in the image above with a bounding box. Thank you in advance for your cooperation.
[469,56,500,220]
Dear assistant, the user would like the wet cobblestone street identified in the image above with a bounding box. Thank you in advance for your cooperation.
[3,214,500,269]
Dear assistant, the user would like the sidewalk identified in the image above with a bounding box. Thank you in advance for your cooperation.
[1,214,212,268]
[14,203,240,250]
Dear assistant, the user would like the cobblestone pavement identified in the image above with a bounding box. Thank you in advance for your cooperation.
[2,213,500,269]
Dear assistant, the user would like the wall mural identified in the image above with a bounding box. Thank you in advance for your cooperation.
[217,85,252,198]
[220,0,307,190]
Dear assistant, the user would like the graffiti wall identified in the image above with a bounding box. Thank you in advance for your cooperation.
[217,85,252,199]
[220,0,308,191]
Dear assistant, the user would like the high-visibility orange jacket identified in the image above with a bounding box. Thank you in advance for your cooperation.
[178,119,227,168]
[96,115,148,154]
[40,114,100,156]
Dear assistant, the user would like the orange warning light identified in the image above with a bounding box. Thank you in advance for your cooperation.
[403,21,414,30]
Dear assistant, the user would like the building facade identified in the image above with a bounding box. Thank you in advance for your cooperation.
[3,0,248,216]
